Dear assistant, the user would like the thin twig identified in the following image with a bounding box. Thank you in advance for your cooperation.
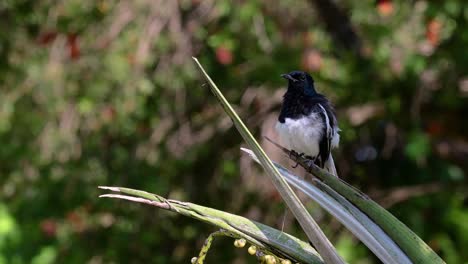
[264,136,368,199]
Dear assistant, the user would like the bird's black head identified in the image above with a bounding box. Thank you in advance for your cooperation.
[281,71,316,96]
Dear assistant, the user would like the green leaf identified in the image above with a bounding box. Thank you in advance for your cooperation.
[99,186,323,264]
[405,132,430,161]
[276,150,445,264]
[241,148,411,264]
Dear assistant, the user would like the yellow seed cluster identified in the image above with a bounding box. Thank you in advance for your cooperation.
[247,245,257,255]
[234,238,247,248]
[263,255,277,264]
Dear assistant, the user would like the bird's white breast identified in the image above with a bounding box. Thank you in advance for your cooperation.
[275,112,340,158]
[275,113,324,157]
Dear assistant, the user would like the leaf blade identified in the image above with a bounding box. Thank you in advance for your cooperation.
[99,186,323,264]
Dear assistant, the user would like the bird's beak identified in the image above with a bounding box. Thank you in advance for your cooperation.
[281,74,297,82]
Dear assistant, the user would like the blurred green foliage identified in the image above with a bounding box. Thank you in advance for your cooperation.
[0,0,467,263]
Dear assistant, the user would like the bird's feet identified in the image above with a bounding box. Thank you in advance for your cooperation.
[304,155,318,171]
[289,150,304,168]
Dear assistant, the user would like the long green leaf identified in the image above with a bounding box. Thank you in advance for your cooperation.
[273,145,445,264]
[98,186,323,264]
[241,147,411,264]
[192,57,344,264]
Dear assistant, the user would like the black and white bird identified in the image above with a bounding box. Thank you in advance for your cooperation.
[275,71,340,176]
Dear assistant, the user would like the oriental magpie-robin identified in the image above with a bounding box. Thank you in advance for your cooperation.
[276,71,340,176]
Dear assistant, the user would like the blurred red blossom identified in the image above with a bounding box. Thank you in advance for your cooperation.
[40,219,57,237]
[67,34,80,60]
[426,19,441,46]
[377,0,393,17]
[215,46,233,65]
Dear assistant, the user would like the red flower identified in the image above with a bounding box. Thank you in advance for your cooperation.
[426,19,441,46]
[67,34,80,60]
[215,46,233,65]
[40,219,57,237]
[377,0,393,17]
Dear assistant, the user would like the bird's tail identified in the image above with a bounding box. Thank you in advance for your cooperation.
[324,155,338,177]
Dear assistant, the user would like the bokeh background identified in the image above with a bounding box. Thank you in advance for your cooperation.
[1,0,467,263]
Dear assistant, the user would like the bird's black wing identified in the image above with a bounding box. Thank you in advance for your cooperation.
[317,104,332,167]
[304,95,336,168]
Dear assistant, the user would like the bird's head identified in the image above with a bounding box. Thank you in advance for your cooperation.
[281,71,316,96]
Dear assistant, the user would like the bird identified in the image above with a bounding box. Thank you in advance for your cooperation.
[275,71,340,176]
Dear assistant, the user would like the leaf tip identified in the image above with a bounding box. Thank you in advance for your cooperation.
[98,186,121,192]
